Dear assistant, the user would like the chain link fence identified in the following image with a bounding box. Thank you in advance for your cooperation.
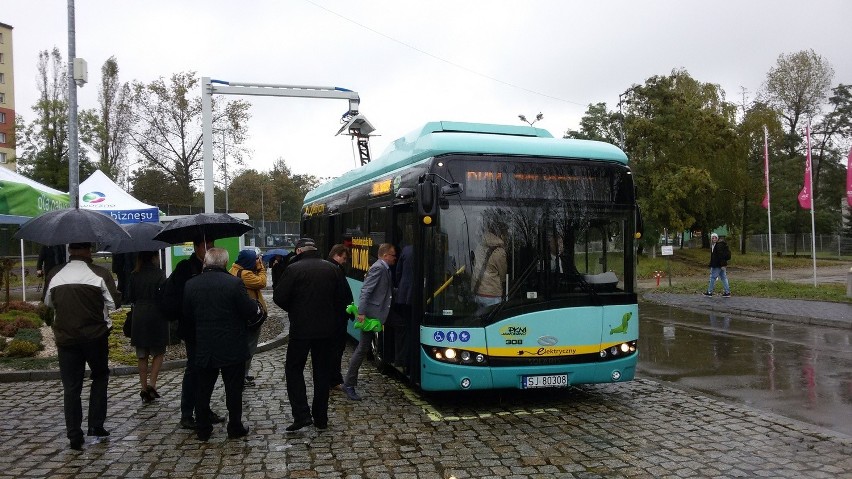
[745,234,852,259]
[242,220,301,249]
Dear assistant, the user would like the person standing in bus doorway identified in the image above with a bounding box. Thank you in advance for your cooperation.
[392,240,414,371]
[471,222,507,310]
[327,244,354,392]
[704,233,732,297]
[343,243,397,401]
[274,238,349,431]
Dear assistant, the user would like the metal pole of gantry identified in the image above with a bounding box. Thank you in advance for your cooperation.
[200,79,364,213]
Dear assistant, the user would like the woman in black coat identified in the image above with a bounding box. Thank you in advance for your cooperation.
[128,251,168,403]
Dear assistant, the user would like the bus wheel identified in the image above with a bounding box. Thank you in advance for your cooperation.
[371,332,389,373]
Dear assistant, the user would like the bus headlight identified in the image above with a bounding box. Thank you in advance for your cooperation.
[427,346,488,366]
[599,341,637,361]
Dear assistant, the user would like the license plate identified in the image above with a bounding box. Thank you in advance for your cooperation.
[522,374,568,389]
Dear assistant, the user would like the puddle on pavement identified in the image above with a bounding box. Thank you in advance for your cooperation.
[638,301,852,436]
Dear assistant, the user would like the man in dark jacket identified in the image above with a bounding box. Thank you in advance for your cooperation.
[182,247,257,441]
[327,244,354,391]
[704,233,732,297]
[36,244,66,293]
[160,237,225,430]
[44,242,120,451]
[274,238,349,431]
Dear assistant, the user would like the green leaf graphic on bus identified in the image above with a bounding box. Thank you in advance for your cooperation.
[610,312,632,334]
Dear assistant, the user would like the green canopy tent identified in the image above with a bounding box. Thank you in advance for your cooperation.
[0,168,70,225]
[0,168,70,300]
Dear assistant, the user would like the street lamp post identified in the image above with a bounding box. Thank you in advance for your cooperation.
[518,112,543,127]
[279,200,286,222]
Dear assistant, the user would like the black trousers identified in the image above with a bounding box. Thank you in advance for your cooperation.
[329,327,347,387]
[57,334,110,442]
[195,362,245,436]
[180,339,197,420]
[285,337,333,425]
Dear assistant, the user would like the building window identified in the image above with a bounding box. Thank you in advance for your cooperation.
[0,72,4,83]
[0,52,4,63]
[0,112,5,123]
[0,32,4,43]
[0,132,6,143]
[0,153,6,164]
[0,92,4,104]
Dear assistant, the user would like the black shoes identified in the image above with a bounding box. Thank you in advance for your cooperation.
[244,376,256,387]
[285,418,313,432]
[87,426,110,437]
[196,431,211,442]
[179,417,197,430]
[69,438,84,451]
[227,425,250,439]
[314,421,328,430]
[210,412,226,424]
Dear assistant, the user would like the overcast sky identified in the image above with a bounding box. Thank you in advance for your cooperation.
[4,0,851,181]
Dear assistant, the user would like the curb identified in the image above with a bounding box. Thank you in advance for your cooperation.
[0,330,290,383]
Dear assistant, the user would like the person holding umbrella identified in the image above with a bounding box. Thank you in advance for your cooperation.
[161,237,226,429]
[44,242,121,450]
[154,213,253,430]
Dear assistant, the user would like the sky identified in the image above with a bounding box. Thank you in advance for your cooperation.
[3,0,852,182]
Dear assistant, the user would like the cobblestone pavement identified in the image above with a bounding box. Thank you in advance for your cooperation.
[2,340,851,479]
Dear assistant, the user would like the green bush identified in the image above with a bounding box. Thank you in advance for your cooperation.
[5,339,40,358]
[0,336,6,351]
[0,312,42,337]
[13,328,43,351]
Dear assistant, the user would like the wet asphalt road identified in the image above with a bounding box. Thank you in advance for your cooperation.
[637,301,852,436]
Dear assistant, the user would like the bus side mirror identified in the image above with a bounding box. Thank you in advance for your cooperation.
[417,180,439,226]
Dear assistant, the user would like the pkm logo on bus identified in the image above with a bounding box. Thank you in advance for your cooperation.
[499,325,527,337]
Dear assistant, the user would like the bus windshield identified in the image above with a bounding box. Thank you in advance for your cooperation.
[423,157,636,326]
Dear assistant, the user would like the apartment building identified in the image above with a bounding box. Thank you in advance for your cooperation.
[0,22,14,171]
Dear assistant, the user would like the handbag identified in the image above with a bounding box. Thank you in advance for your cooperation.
[122,309,133,338]
[247,299,267,330]
[238,269,267,330]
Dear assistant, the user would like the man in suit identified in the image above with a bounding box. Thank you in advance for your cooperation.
[182,247,257,441]
[342,243,397,401]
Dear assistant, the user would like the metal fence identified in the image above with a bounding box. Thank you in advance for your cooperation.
[744,234,852,258]
[242,220,301,249]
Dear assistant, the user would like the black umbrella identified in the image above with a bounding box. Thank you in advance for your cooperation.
[153,213,253,245]
[102,222,170,253]
[13,207,131,246]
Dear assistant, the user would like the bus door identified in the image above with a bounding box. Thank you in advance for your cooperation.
[390,205,416,377]
[365,206,392,370]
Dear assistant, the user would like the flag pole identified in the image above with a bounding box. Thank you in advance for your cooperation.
[806,121,817,287]
[763,126,773,280]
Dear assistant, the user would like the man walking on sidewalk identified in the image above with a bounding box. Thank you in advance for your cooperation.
[704,233,731,297]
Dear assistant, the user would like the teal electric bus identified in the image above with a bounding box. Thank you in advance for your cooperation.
[301,121,640,391]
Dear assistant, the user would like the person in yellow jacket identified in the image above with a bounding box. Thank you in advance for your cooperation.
[230,249,267,387]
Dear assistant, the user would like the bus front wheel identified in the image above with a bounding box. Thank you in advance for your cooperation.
[371,332,390,373]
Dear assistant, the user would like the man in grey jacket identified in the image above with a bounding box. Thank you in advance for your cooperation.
[44,242,120,451]
[343,243,397,401]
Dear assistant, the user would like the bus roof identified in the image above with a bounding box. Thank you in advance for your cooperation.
[305,121,628,203]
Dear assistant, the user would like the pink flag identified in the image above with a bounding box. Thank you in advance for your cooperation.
[846,147,852,207]
[761,127,770,209]
[797,123,812,209]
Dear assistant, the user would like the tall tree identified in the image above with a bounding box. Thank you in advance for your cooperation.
[621,69,739,246]
[15,48,73,190]
[761,50,835,254]
[129,72,251,205]
[563,102,622,145]
[79,56,134,184]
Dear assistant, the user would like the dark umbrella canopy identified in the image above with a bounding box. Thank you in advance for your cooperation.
[102,222,170,253]
[13,207,131,246]
[153,213,253,245]
[262,248,290,266]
